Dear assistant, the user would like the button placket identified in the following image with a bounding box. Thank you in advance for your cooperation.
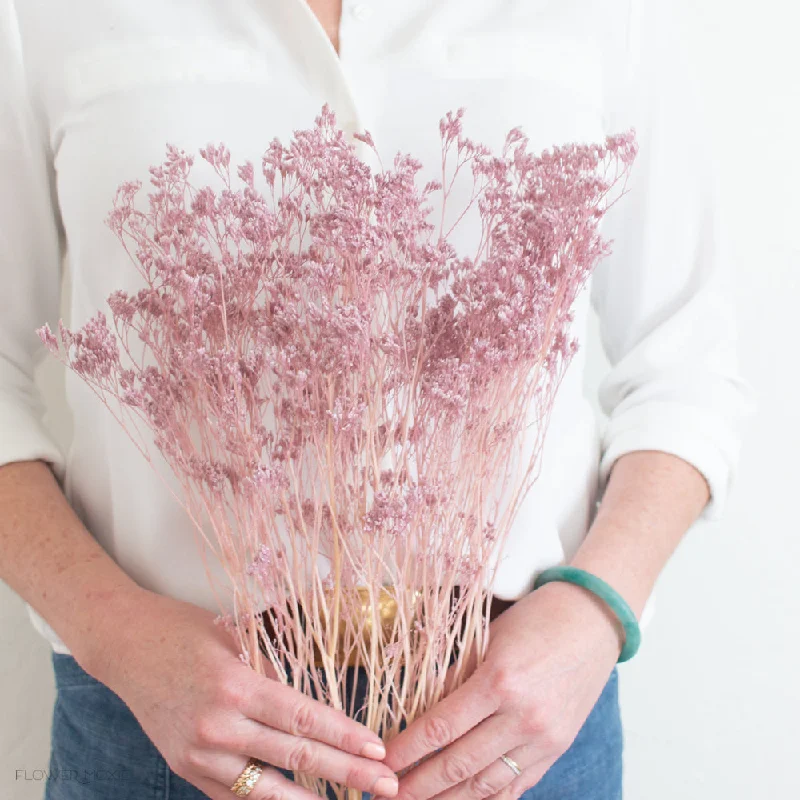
[336,1,375,148]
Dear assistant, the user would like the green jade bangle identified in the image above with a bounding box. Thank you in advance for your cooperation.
[533,566,642,663]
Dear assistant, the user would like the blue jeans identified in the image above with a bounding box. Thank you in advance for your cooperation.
[45,652,623,799]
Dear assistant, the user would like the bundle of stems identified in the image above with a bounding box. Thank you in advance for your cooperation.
[39,106,637,799]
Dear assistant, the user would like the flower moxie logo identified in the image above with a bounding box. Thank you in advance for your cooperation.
[15,767,131,783]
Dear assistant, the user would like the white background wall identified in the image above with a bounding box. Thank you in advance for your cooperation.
[2,1,798,797]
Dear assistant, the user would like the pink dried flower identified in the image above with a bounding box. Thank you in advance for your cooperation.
[38,105,637,768]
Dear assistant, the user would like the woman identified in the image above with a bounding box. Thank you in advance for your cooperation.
[0,1,754,799]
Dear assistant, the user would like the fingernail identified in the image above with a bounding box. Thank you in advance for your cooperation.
[373,776,399,797]
[361,741,386,759]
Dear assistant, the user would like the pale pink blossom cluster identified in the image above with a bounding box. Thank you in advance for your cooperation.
[39,105,636,795]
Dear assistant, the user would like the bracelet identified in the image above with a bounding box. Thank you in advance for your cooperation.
[532,566,642,663]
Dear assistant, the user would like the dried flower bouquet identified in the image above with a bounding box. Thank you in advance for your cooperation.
[39,106,636,799]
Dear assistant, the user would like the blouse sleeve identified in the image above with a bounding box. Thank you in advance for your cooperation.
[0,1,67,475]
[590,0,757,521]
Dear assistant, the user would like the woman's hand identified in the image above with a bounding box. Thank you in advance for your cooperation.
[82,587,400,800]
[376,581,623,800]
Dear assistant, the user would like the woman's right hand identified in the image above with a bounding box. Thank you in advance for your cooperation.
[81,586,399,800]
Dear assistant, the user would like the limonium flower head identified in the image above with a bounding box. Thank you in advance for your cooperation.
[38,105,637,799]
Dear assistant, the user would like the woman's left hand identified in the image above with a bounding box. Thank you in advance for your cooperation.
[376,580,623,800]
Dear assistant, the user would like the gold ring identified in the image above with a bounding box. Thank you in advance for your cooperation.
[499,754,522,776]
[230,757,264,797]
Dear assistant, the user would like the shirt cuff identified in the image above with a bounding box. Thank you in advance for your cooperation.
[597,400,740,522]
[0,396,66,479]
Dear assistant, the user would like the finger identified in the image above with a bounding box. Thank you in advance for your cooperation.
[227,720,399,795]
[383,667,499,774]
[241,680,387,759]
[191,760,319,800]
[487,742,559,800]
[389,714,519,800]
[436,744,538,800]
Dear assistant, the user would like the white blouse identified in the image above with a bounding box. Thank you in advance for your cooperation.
[0,0,756,655]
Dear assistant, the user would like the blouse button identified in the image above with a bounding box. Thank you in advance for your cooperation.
[351,4,373,21]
